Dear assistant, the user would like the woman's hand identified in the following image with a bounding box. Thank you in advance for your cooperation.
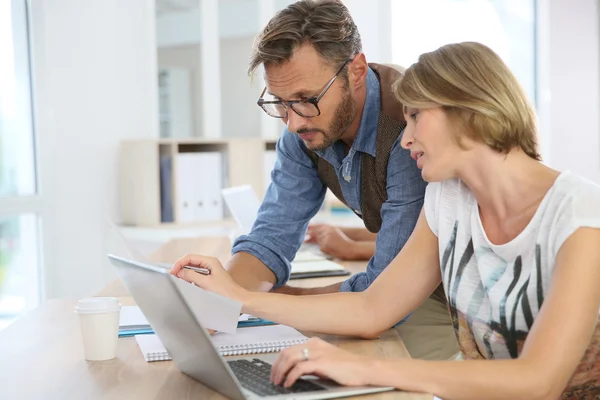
[271,337,376,388]
[170,253,249,304]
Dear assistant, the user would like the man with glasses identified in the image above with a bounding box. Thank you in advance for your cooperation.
[189,0,457,360]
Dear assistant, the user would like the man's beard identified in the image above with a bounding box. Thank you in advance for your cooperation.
[300,87,356,151]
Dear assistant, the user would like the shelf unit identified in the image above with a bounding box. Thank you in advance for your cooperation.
[119,137,277,227]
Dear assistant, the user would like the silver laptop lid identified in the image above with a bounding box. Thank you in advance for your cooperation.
[108,254,246,400]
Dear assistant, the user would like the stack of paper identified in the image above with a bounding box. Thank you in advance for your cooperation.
[119,306,153,337]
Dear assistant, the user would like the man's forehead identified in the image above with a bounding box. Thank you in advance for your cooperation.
[264,64,332,98]
[263,45,335,98]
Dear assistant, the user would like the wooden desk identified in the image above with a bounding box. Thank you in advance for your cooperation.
[0,236,432,399]
[99,236,371,297]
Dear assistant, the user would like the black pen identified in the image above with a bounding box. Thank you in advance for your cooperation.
[183,266,211,275]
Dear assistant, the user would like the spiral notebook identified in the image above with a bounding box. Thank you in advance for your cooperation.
[135,324,308,362]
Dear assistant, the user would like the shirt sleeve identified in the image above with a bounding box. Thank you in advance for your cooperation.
[340,135,427,292]
[231,129,326,287]
[551,176,600,258]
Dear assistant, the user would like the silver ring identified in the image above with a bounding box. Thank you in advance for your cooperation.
[301,348,309,362]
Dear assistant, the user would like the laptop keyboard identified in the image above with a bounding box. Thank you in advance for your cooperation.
[227,358,326,397]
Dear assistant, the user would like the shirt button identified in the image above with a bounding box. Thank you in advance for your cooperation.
[344,175,351,182]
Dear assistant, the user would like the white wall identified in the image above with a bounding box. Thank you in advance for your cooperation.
[30,0,159,299]
[220,36,261,138]
[344,0,392,63]
[538,0,600,183]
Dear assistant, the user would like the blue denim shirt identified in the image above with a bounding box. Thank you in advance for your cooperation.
[232,68,426,293]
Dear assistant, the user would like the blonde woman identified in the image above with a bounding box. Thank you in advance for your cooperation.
[171,42,600,399]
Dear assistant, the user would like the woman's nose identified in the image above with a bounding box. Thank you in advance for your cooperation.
[400,129,414,150]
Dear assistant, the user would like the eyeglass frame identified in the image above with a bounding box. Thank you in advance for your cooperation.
[256,57,354,119]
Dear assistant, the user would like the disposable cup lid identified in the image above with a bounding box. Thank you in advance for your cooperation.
[74,297,121,314]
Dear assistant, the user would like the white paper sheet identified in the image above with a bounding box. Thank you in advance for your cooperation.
[121,306,251,329]
[291,259,346,274]
[171,277,242,334]
[119,305,151,329]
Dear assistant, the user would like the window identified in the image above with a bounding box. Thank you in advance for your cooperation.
[391,0,536,103]
[0,0,42,330]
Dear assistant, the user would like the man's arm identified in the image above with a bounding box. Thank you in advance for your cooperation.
[228,129,326,293]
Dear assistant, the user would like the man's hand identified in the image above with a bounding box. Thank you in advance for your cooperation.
[305,224,355,259]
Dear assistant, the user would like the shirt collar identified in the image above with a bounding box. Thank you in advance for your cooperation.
[350,67,380,157]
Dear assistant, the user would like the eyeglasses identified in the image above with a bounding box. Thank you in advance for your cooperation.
[257,58,353,119]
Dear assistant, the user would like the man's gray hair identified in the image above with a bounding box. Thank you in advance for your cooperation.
[248,0,362,76]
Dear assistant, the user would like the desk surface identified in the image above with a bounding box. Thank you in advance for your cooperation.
[0,236,432,400]
[99,236,369,297]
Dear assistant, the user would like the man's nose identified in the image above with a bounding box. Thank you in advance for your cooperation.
[286,110,308,133]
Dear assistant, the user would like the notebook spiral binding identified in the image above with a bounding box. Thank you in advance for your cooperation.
[218,338,308,356]
[146,352,172,362]
[145,338,308,361]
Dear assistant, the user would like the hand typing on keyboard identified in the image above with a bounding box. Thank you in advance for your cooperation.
[270,337,376,388]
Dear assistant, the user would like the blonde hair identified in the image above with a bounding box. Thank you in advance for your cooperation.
[394,42,541,160]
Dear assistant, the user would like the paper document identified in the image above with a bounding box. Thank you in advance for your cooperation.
[122,307,257,326]
[293,251,327,262]
[171,277,242,334]
[120,306,151,329]
[291,259,346,274]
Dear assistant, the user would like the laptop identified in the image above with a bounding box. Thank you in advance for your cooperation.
[108,254,394,399]
[221,185,331,261]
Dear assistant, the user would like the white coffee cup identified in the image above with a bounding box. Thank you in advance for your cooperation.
[74,297,121,361]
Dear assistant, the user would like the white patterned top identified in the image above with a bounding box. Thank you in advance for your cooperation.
[424,171,600,399]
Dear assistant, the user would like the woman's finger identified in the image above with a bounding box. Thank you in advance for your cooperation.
[272,345,309,385]
[271,347,300,385]
[175,267,209,286]
[170,253,215,276]
[283,360,321,388]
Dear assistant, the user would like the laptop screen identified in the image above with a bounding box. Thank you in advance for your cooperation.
[221,185,261,232]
